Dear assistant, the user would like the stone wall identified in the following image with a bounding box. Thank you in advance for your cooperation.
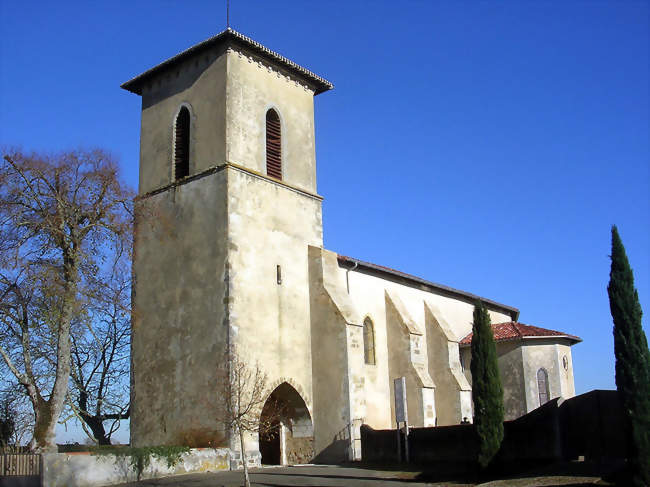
[424,301,472,425]
[228,450,262,471]
[461,338,577,420]
[497,341,527,420]
[334,257,515,433]
[285,436,314,465]
[131,171,230,447]
[138,46,227,194]
[227,165,322,453]
[308,246,361,463]
[521,341,576,413]
[42,448,230,487]
[132,32,325,453]
[225,47,318,192]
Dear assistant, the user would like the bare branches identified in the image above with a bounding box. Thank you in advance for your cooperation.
[0,148,134,451]
[215,351,284,487]
[217,352,278,435]
[67,251,131,445]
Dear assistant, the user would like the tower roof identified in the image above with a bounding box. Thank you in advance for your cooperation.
[121,28,333,96]
[459,321,582,347]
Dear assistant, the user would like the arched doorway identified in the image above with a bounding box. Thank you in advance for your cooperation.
[259,382,314,465]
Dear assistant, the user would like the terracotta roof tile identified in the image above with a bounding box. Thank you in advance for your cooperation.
[459,322,581,346]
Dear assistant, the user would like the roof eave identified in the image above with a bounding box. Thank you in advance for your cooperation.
[338,254,519,320]
[516,335,582,345]
[121,28,333,96]
[459,335,582,348]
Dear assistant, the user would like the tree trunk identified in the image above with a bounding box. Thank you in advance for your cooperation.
[33,309,72,451]
[33,253,76,451]
[82,414,111,445]
[239,426,250,487]
[30,399,57,452]
[77,387,111,445]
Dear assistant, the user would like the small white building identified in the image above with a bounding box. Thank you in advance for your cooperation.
[459,321,581,421]
[123,28,581,465]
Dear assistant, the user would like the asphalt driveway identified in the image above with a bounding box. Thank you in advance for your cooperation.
[113,464,461,486]
[112,464,606,487]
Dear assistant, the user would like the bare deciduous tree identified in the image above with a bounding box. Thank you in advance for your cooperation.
[0,149,133,451]
[67,252,131,445]
[217,351,282,487]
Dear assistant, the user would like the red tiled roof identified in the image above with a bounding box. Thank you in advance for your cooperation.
[459,322,581,346]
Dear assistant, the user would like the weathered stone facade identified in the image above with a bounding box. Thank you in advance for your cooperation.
[124,28,580,464]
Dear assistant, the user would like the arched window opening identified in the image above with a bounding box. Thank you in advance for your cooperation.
[537,368,549,406]
[363,318,376,365]
[174,107,190,180]
[266,109,282,180]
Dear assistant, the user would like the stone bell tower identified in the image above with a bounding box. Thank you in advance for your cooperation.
[122,29,332,449]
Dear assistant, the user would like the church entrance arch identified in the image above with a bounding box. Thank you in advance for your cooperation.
[259,382,314,465]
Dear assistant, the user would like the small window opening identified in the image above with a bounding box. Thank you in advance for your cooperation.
[266,109,282,180]
[174,107,190,180]
[363,318,376,365]
[537,368,550,406]
[276,265,282,285]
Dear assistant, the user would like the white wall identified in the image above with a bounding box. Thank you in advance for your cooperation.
[336,263,514,429]
[42,449,230,487]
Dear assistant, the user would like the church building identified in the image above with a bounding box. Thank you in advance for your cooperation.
[122,29,581,465]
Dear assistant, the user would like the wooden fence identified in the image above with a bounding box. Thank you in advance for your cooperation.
[1,449,41,487]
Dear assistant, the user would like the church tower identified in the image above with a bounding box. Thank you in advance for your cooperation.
[123,29,332,454]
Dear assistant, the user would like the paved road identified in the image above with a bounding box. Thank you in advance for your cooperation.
[113,464,604,487]
[114,465,466,487]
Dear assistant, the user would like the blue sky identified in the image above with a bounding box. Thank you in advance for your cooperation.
[1,1,648,444]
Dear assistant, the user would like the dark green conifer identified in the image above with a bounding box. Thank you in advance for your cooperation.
[470,301,504,468]
[607,225,650,486]
[0,395,15,446]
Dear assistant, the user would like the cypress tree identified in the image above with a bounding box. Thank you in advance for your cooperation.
[470,301,505,469]
[607,225,650,486]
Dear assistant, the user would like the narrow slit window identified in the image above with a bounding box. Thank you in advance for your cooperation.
[537,368,549,406]
[266,109,282,180]
[174,107,190,180]
[363,318,376,365]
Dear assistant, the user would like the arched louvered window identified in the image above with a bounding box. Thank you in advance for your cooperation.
[266,109,282,180]
[174,107,190,180]
[363,318,376,365]
[537,368,549,406]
